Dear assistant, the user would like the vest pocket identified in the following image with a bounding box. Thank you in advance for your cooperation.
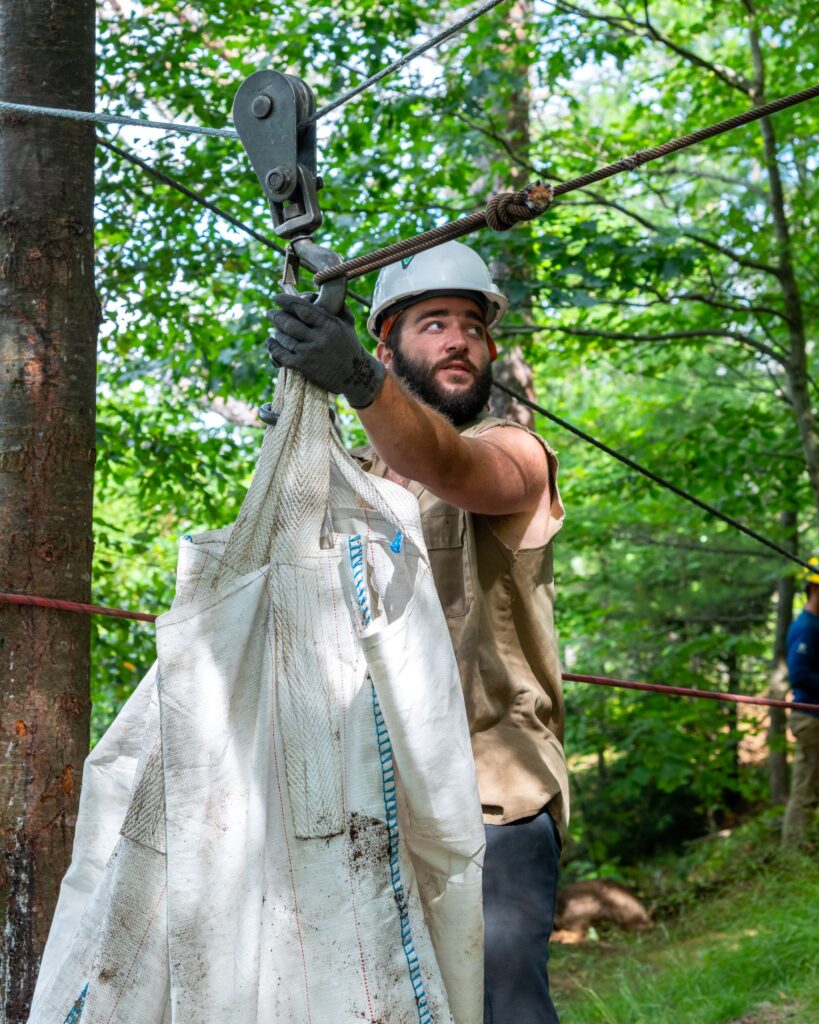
[422,509,473,619]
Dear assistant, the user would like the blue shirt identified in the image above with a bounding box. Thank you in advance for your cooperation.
[786,609,819,716]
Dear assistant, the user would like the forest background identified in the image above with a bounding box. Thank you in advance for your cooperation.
[1,0,818,1019]
[5,1,819,1020]
[88,0,819,872]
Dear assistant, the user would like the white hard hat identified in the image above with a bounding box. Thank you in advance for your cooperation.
[366,240,509,341]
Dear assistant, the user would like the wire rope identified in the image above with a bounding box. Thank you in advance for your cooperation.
[314,84,819,283]
[306,0,510,124]
[94,139,812,574]
[492,380,813,572]
[0,98,239,138]
[97,137,371,306]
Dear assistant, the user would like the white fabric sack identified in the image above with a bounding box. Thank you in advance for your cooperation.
[30,370,485,1024]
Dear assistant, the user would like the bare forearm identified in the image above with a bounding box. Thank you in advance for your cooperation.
[357,373,547,515]
[357,372,473,499]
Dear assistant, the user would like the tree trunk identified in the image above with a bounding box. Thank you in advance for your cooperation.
[745,18,819,523]
[0,2,98,1016]
[485,0,538,431]
[724,648,741,798]
[490,345,539,426]
[767,508,797,805]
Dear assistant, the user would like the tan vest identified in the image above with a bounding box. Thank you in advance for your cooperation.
[354,416,569,835]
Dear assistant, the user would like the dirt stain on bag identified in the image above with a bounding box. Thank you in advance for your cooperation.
[347,812,390,873]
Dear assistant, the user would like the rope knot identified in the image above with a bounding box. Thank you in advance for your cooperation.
[485,182,554,232]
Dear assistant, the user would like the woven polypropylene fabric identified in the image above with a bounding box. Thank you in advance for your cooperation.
[29,368,485,1024]
[214,370,424,839]
[120,738,166,853]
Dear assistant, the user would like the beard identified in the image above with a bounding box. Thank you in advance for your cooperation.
[390,345,493,426]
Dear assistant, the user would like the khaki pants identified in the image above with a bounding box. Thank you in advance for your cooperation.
[782,711,819,845]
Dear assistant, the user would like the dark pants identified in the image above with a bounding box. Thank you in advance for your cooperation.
[483,808,561,1024]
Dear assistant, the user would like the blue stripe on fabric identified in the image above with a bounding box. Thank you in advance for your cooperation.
[64,982,89,1023]
[347,536,432,1024]
[371,686,433,1024]
[348,534,372,627]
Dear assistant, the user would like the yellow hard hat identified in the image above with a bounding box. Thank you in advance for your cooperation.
[804,556,819,585]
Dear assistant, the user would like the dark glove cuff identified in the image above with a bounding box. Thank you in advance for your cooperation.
[344,352,387,409]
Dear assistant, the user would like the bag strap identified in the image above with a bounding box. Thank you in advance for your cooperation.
[216,370,427,587]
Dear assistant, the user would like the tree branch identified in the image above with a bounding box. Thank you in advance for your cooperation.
[657,291,785,324]
[500,323,784,362]
[648,164,769,198]
[618,531,777,558]
[640,0,752,94]
[539,279,789,326]
[453,109,782,278]
[676,229,781,277]
[551,0,752,94]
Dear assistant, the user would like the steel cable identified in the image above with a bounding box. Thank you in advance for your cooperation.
[2,0,510,141]
[491,380,814,573]
[97,137,284,252]
[97,137,371,307]
[9,77,815,574]
[0,98,239,138]
[314,83,819,284]
[306,0,510,124]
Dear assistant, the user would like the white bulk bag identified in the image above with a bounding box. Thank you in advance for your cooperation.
[30,370,485,1024]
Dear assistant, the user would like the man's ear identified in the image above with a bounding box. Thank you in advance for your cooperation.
[377,341,393,368]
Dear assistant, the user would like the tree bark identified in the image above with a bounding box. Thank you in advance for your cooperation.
[745,14,819,523]
[490,345,539,426]
[485,0,538,431]
[724,648,741,796]
[767,508,797,805]
[0,2,98,1016]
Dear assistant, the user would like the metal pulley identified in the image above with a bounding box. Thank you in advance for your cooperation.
[233,69,347,425]
[232,70,323,239]
[232,69,346,317]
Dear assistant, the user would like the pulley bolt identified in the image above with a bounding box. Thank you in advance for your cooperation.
[266,165,293,194]
[252,95,274,118]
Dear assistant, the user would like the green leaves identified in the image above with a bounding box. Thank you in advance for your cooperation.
[91,0,819,861]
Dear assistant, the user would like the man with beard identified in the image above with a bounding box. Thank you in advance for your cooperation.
[268,240,568,1024]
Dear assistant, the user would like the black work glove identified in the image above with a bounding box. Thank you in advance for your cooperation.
[267,293,386,409]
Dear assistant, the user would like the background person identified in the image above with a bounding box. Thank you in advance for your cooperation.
[782,558,819,846]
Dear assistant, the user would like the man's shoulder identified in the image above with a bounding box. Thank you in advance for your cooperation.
[463,415,557,458]
[460,414,509,438]
[461,414,532,440]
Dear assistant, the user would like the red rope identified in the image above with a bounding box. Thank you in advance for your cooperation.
[0,592,157,623]
[563,672,817,714]
[1,592,815,714]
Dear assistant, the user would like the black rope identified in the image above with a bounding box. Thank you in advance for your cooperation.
[305,0,510,125]
[97,137,371,308]
[314,84,819,284]
[491,380,813,574]
[97,137,284,253]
